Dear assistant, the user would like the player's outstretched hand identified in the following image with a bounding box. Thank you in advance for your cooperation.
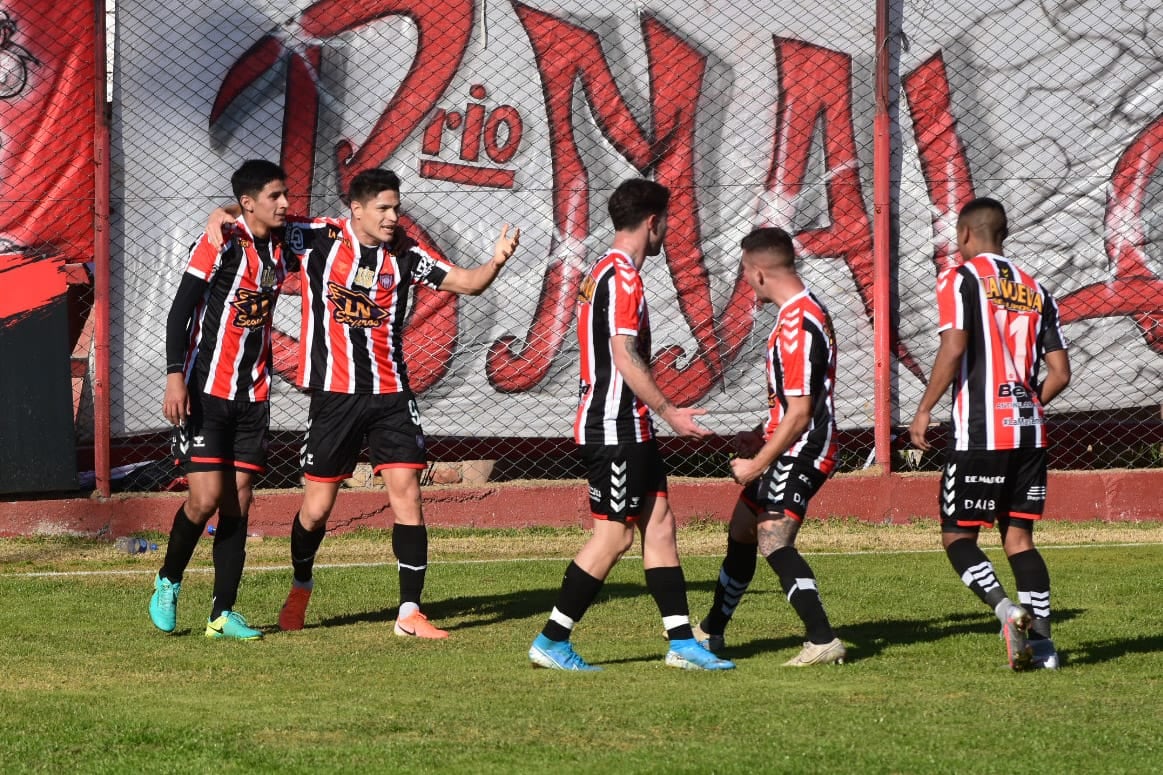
[492,224,521,268]
[662,405,713,439]
[206,208,238,250]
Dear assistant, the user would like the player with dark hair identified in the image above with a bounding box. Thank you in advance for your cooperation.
[909,197,1071,670]
[213,168,519,638]
[527,178,734,671]
[694,226,847,666]
[151,158,292,640]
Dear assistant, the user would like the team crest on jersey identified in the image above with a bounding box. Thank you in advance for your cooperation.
[327,281,388,328]
[230,288,273,328]
[378,272,396,291]
[578,275,597,303]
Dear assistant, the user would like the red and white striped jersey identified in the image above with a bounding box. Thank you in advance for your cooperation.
[764,288,838,474]
[574,250,653,445]
[286,216,451,394]
[181,217,289,401]
[936,252,1068,450]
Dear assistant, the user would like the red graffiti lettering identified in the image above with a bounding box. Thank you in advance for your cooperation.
[903,52,974,275]
[767,39,920,379]
[489,7,755,400]
[1059,113,1163,352]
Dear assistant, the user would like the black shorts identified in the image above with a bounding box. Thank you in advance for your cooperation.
[740,456,828,521]
[579,440,668,523]
[940,448,1047,530]
[172,392,269,474]
[301,391,426,482]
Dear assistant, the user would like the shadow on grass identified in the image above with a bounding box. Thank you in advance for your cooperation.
[1060,633,1163,666]
[312,578,739,632]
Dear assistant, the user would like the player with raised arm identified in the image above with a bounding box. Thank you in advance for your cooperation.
[694,227,847,666]
[150,159,292,640]
[527,178,734,672]
[209,168,519,638]
[909,197,1071,670]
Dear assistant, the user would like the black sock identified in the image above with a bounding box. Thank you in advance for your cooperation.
[645,565,694,640]
[945,537,1009,610]
[290,512,326,584]
[159,505,203,584]
[210,515,247,619]
[703,537,758,635]
[767,546,834,644]
[392,523,428,607]
[542,561,604,642]
[1009,548,1052,639]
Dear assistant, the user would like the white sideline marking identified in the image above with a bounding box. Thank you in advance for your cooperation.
[2,541,1160,579]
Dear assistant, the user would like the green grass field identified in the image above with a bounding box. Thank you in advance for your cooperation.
[2,520,1161,774]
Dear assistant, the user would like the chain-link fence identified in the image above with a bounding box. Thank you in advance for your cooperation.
[2,0,1160,496]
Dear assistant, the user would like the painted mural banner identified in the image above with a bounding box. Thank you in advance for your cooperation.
[112,0,1163,438]
[0,0,96,327]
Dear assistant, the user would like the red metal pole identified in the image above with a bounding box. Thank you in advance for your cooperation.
[872,0,893,471]
[93,0,112,498]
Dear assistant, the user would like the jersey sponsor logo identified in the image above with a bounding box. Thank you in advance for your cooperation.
[964,498,996,511]
[326,281,389,328]
[767,386,778,408]
[964,474,1005,484]
[984,276,1043,314]
[353,265,376,288]
[287,225,305,253]
[414,253,438,280]
[259,265,278,290]
[1002,416,1044,427]
[577,274,597,304]
[230,287,273,328]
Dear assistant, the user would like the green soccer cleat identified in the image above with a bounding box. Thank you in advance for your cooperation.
[149,574,180,633]
[205,610,263,641]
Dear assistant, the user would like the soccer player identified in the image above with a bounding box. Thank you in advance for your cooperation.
[212,168,519,638]
[909,197,1071,670]
[151,159,293,640]
[694,227,847,666]
[527,178,734,672]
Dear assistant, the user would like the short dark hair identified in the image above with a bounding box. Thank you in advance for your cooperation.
[231,159,286,203]
[347,168,401,205]
[608,178,670,231]
[957,197,1008,241]
[740,226,795,258]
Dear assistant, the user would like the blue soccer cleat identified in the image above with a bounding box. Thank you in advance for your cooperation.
[149,573,180,633]
[205,610,263,640]
[528,634,601,671]
[666,638,736,670]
